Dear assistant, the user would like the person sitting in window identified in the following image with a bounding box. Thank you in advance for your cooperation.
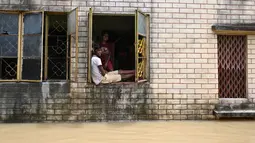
[100,32,114,71]
[91,43,135,85]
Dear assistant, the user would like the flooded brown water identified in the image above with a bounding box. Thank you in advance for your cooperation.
[0,121,255,143]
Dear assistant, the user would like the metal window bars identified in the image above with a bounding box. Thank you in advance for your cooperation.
[218,35,247,98]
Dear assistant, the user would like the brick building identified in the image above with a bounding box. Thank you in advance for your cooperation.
[0,0,254,122]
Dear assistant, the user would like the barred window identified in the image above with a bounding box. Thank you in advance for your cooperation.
[44,14,69,80]
[0,9,78,82]
[0,13,19,80]
[218,35,247,98]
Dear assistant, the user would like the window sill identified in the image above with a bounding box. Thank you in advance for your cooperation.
[219,98,248,104]
[212,23,255,35]
[42,80,70,83]
[42,80,69,84]
[0,80,69,84]
[87,81,149,88]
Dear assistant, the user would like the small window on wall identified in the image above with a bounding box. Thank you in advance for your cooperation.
[87,8,150,84]
[218,35,247,98]
[0,8,79,82]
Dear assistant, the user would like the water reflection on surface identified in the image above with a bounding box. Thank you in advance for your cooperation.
[0,121,255,143]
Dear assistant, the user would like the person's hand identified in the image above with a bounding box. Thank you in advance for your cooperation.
[104,63,108,69]
[104,47,109,54]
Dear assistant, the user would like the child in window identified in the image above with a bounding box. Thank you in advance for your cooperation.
[91,43,135,85]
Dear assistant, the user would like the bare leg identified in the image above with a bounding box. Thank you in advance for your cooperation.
[118,70,135,74]
[120,73,135,80]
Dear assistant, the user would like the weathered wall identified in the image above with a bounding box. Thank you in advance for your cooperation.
[0,82,151,122]
[1,0,255,122]
[0,82,70,122]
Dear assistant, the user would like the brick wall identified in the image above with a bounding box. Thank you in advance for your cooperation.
[0,0,255,122]
[248,36,255,102]
[0,83,152,122]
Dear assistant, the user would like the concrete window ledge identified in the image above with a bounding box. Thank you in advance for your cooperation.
[86,82,150,89]
[0,81,69,85]
[219,98,248,104]
[212,23,255,35]
[0,81,70,94]
[214,110,255,118]
[214,103,255,119]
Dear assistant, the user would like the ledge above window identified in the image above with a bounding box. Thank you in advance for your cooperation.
[212,23,255,35]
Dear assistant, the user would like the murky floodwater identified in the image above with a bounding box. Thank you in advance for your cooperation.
[0,121,255,143]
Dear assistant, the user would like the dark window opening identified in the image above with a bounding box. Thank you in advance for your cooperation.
[0,58,17,80]
[218,35,247,98]
[92,15,135,82]
[0,13,19,80]
[43,13,70,80]
[22,59,41,80]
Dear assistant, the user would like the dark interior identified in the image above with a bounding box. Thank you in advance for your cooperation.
[0,58,17,79]
[92,15,135,71]
[0,13,19,80]
[43,14,69,80]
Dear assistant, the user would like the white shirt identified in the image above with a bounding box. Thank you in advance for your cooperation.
[91,55,103,85]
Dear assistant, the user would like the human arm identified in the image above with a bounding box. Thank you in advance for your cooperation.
[98,65,107,76]
[104,53,111,68]
[93,57,107,76]
[102,47,111,68]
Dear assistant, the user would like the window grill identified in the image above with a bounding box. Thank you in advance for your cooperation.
[218,35,247,98]
[45,14,69,80]
[0,13,19,80]
[0,9,78,82]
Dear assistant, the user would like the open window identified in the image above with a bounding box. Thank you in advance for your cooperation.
[87,9,150,83]
[43,8,78,81]
[135,10,150,82]
[44,12,68,81]
[0,8,78,82]
[67,8,79,81]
